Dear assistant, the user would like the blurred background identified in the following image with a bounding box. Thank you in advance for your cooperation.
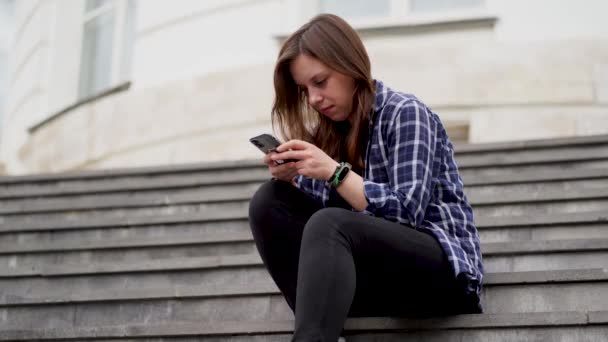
[0,0,606,175]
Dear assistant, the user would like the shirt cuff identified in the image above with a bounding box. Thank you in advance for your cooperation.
[363,179,390,215]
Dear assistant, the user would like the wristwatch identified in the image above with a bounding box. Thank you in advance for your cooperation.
[329,162,352,188]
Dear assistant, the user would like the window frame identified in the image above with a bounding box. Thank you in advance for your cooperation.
[280,0,492,36]
[28,0,135,133]
[77,0,133,100]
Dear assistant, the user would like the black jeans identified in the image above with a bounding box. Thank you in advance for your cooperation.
[248,179,471,342]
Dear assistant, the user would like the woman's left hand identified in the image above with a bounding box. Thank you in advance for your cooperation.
[272,139,340,181]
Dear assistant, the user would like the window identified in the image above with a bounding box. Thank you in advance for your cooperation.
[78,0,135,100]
[320,0,390,19]
[313,0,485,23]
[410,0,483,13]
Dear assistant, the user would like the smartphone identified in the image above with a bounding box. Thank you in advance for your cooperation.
[249,133,297,164]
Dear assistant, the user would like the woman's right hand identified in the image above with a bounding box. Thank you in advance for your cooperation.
[263,152,299,185]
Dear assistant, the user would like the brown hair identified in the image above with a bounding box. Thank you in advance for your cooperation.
[271,13,375,173]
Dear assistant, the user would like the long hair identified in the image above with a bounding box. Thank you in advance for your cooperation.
[271,14,375,173]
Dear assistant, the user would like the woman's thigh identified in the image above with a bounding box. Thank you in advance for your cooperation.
[311,208,463,317]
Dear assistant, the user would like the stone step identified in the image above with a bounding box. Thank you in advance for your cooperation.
[0,182,262,215]
[0,216,608,268]
[473,197,608,218]
[0,246,606,302]
[455,143,608,168]
[0,208,248,233]
[1,134,607,199]
[469,177,608,202]
[0,311,606,341]
[0,251,606,304]
[0,258,271,302]
[0,200,252,226]
[0,230,256,255]
[2,162,608,202]
[479,221,608,243]
[463,162,608,186]
[0,237,257,270]
[1,233,606,277]
[0,135,605,340]
[0,207,608,236]
[1,186,606,225]
[0,166,270,200]
[0,159,260,185]
[0,212,606,251]
[2,174,608,215]
[1,223,607,259]
[0,219,253,248]
[454,134,608,153]
[0,268,606,331]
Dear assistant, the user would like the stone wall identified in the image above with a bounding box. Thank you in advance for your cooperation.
[3,0,608,174]
[19,64,275,172]
[16,39,608,173]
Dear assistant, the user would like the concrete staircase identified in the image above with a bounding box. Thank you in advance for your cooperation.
[0,134,607,341]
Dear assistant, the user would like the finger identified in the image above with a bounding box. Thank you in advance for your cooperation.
[272,161,295,173]
[271,150,309,161]
[294,159,308,170]
[273,165,297,180]
[274,159,293,167]
[285,167,299,178]
[276,139,310,152]
[293,161,311,177]
[276,170,296,181]
[266,152,287,167]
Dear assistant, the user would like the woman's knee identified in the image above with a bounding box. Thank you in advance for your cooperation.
[302,207,351,241]
[249,179,296,228]
[249,180,278,224]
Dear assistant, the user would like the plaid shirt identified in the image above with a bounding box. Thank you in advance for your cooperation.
[294,80,484,311]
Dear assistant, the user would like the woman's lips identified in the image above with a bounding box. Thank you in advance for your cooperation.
[320,105,334,114]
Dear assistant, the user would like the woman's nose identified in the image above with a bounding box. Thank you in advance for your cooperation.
[308,90,323,106]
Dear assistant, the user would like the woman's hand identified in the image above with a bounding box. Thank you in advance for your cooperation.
[272,139,340,181]
[263,153,299,185]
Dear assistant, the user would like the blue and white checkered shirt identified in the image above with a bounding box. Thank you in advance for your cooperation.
[294,79,484,311]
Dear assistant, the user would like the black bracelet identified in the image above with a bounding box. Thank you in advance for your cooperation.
[330,162,352,188]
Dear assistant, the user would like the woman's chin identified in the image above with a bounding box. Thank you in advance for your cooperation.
[319,108,349,122]
[327,112,349,122]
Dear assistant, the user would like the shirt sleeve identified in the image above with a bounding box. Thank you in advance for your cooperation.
[362,100,437,227]
[293,174,308,191]
[293,174,325,205]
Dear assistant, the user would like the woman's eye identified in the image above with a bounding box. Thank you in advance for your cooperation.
[314,79,326,86]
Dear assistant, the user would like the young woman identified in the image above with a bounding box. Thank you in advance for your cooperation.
[248,13,484,342]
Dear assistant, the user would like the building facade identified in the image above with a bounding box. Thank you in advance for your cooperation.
[0,0,14,173]
[1,0,607,175]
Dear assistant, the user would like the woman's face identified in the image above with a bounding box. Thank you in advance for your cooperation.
[290,54,355,122]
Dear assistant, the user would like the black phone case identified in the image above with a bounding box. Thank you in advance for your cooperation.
[249,134,297,164]
[249,134,282,154]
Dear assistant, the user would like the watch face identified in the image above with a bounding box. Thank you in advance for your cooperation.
[337,166,350,181]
